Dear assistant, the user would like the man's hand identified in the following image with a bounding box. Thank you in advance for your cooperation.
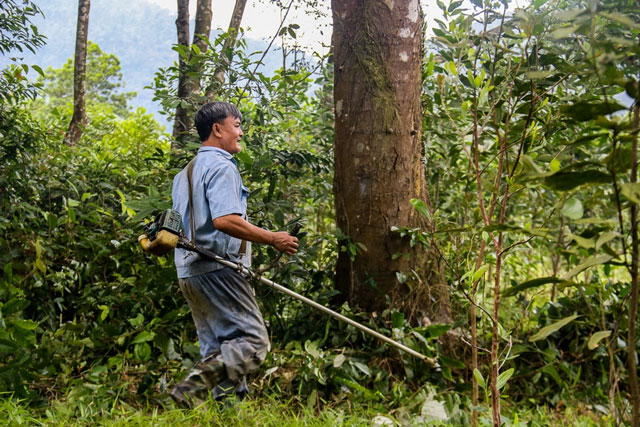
[271,231,298,255]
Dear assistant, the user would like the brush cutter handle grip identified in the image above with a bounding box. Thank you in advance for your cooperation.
[289,223,302,237]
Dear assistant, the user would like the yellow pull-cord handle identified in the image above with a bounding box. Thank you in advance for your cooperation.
[138,230,179,256]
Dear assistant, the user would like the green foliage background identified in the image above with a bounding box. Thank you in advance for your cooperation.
[1,0,640,425]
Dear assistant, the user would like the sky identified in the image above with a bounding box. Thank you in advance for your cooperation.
[143,0,443,54]
[144,0,333,53]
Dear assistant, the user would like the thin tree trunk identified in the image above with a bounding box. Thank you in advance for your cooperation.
[172,0,190,147]
[191,0,212,61]
[205,0,247,100]
[628,99,639,427]
[471,242,486,427]
[173,0,212,147]
[490,236,504,427]
[65,0,90,146]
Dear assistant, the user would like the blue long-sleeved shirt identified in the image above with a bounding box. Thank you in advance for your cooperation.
[172,146,251,278]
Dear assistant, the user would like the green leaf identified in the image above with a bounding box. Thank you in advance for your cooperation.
[600,11,640,30]
[542,365,563,386]
[2,299,29,316]
[526,70,556,79]
[596,232,619,251]
[425,324,451,338]
[567,233,595,249]
[564,254,613,279]
[560,100,627,122]
[588,330,611,350]
[544,170,611,191]
[550,158,561,172]
[134,342,151,361]
[304,340,320,358]
[448,0,464,12]
[439,356,465,369]
[621,183,640,205]
[626,80,639,101]
[391,311,405,329]
[235,148,253,166]
[530,314,579,342]
[98,305,110,322]
[473,368,486,390]
[89,364,108,378]
[128,313,144,327]
[333,354,346,368]
[0,339,18,352]
[4,263,12,283]
[564,132,610,146]
[411,198,431,219]
[47,213,58,229]
[35,258,46,273]
[31,64,44,77]
[441,366,453,381]
[562,197,583,219]
[132,331,155,344]
[473,265,488,282]
[353,361,371,376]
[503,277,565,297]
[396,271,408,284]
[554,8,586,22]
[11,319,38,330]
[550,24,578,39]
[67,198,80,208]
[497,368,515,390]
[307,389,317,409]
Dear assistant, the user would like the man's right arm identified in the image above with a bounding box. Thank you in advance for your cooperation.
[213,214,298,255]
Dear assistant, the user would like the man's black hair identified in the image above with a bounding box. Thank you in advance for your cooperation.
[194,102,243,142]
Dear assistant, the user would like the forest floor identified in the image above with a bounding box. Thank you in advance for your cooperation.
[1,394,613,426]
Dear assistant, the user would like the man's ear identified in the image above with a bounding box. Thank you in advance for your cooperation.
[211,123,221,138]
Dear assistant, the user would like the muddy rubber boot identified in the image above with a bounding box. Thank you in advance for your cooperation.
[169,353,227,408]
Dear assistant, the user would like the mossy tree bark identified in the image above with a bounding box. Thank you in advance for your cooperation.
[331,0,448,318]
[65,0,90,146]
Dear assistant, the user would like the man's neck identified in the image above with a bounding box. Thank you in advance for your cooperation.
[201,139,221,148]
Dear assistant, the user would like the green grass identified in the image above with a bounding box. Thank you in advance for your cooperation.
[0,392,616,426]
[1,395,379,427]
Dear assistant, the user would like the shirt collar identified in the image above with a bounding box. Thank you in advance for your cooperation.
[198,146,234,160]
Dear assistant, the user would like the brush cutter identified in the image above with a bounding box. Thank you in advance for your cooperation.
[139,209,438,367]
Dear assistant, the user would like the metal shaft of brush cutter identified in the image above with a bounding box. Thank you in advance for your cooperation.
[177,237,438,367]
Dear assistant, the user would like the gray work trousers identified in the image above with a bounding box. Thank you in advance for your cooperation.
[179,267,270,397]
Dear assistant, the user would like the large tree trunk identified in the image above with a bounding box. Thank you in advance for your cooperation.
[65,0,90,146]
[172,0,212,147]
[332,0,446,317]
[205,0,247,101]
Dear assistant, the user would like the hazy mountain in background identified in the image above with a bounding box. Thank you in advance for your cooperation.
[3,0,282,126]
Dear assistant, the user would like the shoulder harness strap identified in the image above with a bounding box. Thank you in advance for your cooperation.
[186,158,196,245]
[185,155,247,255]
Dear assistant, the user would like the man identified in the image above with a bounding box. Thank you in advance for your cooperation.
[169,101,298,405]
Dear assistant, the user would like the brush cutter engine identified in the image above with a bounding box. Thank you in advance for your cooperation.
[138,209,182,256]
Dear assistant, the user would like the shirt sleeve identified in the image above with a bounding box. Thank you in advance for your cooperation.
[204,162,243,220]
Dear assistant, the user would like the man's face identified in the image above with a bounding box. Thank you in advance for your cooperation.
[214,116,243,154]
